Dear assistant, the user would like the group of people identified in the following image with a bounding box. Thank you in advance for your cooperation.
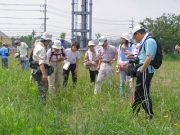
[84,25,157,120]
[0,24,162,119]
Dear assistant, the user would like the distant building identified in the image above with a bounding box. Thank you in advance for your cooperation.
[0,31,16,53]
[0,31,12,45]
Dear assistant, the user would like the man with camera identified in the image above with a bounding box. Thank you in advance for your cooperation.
[32,32,52,103]
[131,25,157,119]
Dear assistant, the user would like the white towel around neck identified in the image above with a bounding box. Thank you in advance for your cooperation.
[88,49,98,61]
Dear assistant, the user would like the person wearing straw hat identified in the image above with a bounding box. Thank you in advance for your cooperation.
[117,33,135,96]
[94,36,118,94]
[84,40,99,83]
[47,40,66,94]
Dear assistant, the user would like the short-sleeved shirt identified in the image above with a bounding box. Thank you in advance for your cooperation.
[0,47,8,59]
[65,48,80,64]
[138,38,157,73]
[33,42,49,65]
[47,47,66,62]
[17,42,28,56]
[98,44,118,62]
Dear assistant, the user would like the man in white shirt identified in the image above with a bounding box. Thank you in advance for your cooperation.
[14,40,29,57]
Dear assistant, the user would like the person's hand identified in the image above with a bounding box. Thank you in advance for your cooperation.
[86,61,92,65]
[125,50,131,55]
[57,57,65,62]
[91,61,95,64]
[108,60,113,65]
[96,66,100,70]
[42,74,47,82]
[74,69,77,73]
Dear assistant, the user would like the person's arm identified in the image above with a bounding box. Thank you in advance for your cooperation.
[140,55,152,73]
[40,63,47,81]
[26,48,28,57]
[109,56,117,65]
[97,58,102,70]
[109,47,118,65]
[74,58,78,73]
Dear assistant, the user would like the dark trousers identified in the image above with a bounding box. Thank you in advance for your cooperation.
[63,64,77,87]
[89,70,98,83]
[2,58,8,69]
[132,69,154,117]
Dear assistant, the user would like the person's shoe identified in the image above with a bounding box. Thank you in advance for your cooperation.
[149,115,153,120]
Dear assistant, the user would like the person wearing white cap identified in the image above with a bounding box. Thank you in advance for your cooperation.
[32,32,53,102]
[94,36,118,94]
[14,40,29,58]
[14,53,29,70]
[47,40,66,94]
[84,40,99,83]
[117,33,136,96]
[131,25,157,119]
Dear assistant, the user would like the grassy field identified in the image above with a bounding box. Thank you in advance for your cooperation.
[0,54,180,135]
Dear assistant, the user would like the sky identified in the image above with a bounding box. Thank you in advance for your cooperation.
[0,0,180,42]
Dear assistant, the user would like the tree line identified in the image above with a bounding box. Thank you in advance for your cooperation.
[10,13,180,53]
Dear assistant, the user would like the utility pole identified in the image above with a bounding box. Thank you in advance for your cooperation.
[44,0,47,32]
[129,17,134,29]
[40,0,47,32]
[32,30,36,48]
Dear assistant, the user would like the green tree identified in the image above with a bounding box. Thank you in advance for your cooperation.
[140,13,180,54]
[95,33,101,40]
[0,36,2,45]
[60,32,66,39]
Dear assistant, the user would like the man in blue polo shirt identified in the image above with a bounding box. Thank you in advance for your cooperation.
[0,43,9,69]
[132,25,157,119]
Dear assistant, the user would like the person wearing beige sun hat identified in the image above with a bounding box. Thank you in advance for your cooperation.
[47,40,66,94]
[32,32,53,103]
[84,40,99,83]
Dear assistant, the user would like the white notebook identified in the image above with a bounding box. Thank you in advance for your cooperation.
[63,60,70,70]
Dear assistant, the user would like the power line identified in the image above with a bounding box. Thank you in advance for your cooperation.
[0,23,42,25]
[0,9,40,11]
[47,24,71,30]
[48,10,71,19]
[0,3,40,6]
[92,21,129,25]
[0,17,45,19]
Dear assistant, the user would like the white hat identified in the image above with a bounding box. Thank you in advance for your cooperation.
[52,40,62,49]
[87,40,96,47]
[15,53,19,58]
[121,33,131,42]
[132,25,145,35]
[41,32,52,41]
[98,36,107,46]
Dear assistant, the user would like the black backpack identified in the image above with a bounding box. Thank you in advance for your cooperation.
[144,37,163,69]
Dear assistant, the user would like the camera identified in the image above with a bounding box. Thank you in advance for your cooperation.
[129,57,139,64]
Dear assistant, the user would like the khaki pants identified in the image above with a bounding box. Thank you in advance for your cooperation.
[48,61,64,94]
[94,63,114,94]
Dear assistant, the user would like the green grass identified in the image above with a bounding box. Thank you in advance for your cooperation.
[0,54,180,135]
